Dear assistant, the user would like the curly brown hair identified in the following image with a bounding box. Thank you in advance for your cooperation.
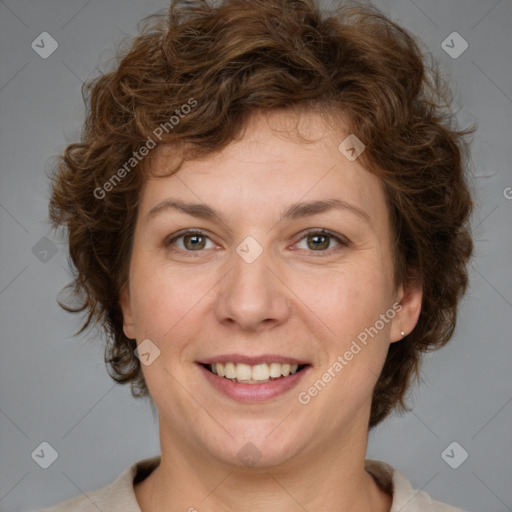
[49,0,474,429]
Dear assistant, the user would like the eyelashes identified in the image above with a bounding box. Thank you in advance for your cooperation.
[165,228,349,257]
[294,229,349,252]
[165,229,216,252]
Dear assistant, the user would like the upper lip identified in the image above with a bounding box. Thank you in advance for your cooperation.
[197,354,310,366]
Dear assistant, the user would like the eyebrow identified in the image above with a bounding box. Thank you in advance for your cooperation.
[146,198,371,224]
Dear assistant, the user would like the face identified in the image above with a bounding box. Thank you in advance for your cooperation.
[120,110,421,470]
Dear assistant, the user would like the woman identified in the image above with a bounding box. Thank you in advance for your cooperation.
[43,0,474,510]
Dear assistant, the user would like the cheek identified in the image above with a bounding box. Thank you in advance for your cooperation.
[293,261,391,338]
[303,272,391,399]
[129,260,217,341]
[296,262,393,401]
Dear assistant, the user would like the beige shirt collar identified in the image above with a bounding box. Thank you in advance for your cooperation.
[42,456,465,511]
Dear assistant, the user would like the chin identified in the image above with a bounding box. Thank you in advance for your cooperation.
[200,418,309,469]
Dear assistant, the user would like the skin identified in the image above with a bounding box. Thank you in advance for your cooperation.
[120,110,422,512]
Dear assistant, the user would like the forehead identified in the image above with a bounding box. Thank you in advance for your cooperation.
[139,110,388,230]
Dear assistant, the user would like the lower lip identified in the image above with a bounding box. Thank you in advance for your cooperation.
[198,364,310,402]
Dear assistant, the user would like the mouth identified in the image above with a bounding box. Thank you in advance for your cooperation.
[200,362,309,384]
[196,355,312,402]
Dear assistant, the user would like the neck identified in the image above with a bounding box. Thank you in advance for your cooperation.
[135,417,391,512]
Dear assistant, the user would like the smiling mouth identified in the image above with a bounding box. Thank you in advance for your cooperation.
[201,362,309,384]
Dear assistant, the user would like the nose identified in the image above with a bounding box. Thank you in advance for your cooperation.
[215,242,291,332]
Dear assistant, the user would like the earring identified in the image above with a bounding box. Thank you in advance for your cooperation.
[400,331,405,337]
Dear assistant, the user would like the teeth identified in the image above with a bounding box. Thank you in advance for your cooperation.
[236,363,252,381]
[208,362,302,383]
[269,363,282,378]
[224,362,236,379]
[252,364,269,380]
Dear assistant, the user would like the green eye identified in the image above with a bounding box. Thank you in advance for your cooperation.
[165,228,348,256]
[166,230,214,251]
[305,233,332,250]
[295,229,348,254]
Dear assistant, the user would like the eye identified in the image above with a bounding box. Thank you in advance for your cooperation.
[165,228,349,256]
[294,229,348,255]
[165,229,216,252]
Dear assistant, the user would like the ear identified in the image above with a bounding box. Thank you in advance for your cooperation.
[119,284,136,340]
[390,273,423,343]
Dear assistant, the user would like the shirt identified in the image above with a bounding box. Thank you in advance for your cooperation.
[41,456,466,511]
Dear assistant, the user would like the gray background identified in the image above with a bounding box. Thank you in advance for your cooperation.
[0,0,511,511]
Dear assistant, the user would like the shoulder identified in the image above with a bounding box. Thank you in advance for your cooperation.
[40,456,161,512]
[364,458,467,512]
